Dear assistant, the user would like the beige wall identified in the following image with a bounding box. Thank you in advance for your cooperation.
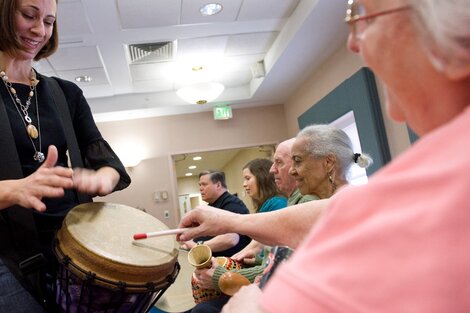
[96,41,413,228]
[96,105,287,228]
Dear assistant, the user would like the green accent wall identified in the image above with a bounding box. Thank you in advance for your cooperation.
[298,67,391,175]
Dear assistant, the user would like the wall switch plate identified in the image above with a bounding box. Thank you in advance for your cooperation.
[164,210,170,218]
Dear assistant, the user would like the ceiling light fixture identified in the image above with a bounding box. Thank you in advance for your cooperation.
[193,156,202,161]
[75,75,92,82]
[188,165,197,169]
[200,3,223,16]
[176,82,224,105]
[185,173,193,177]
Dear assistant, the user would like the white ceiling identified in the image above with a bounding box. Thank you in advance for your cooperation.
[35,0,348,123]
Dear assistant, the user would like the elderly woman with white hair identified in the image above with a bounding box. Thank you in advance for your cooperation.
[178,0,470,311]
[289,124,372,199]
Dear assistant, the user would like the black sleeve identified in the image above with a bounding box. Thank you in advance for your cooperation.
[54,77,131,191]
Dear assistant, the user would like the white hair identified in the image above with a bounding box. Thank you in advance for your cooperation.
[412,0,470,67]
[297,124,373,181]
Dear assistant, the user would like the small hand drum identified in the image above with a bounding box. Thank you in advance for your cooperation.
[53,202,180,313]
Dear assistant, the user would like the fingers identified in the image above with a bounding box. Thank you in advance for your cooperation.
[42,145,59,168]
[177,220,201,242]
[72,168,114,196]
[27,196,47,212]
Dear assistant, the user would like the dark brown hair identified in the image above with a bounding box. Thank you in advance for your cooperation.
[0,0,59,60]
[243,158,280,212]
[199,170,227,189]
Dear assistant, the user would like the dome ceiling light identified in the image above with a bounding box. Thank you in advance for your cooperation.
[200,3,223,16]
[176,82,224,105]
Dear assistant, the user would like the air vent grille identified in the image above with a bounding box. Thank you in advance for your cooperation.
[128,41,175,64]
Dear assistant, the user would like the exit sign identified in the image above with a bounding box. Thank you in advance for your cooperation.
[213,105,233,120]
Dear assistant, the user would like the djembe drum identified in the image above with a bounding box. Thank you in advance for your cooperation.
[53,202,180,313]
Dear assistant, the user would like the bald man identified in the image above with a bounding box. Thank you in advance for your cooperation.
[270,138,318,204]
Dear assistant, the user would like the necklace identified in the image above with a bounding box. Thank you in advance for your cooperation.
[0,69,44,163]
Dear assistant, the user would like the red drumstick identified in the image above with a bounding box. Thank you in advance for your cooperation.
[133,228,189,240]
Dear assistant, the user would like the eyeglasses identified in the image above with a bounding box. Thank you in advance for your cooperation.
[345,0,411,40]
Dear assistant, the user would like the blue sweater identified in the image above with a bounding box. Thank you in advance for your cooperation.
[258,196,287,213]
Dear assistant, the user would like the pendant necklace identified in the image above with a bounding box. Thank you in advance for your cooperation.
[0,69,44,163]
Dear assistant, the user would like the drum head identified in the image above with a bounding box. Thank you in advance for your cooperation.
[56,202,178,287]
[155,250,195,312]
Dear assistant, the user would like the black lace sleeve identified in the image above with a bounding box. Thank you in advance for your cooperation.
[83,139,131,191]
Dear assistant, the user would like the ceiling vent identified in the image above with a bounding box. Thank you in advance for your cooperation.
[127,41,175,64]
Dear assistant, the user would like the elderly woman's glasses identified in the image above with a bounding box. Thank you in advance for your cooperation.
[345,0,411,40]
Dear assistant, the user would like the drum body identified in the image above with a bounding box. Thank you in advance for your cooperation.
[54,202,179,313]
[191,257,242,304]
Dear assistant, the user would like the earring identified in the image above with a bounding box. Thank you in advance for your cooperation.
[328,171,337,193]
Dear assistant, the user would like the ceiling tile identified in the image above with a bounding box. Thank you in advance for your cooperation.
[176,36,228,59]
[130,62,177,82]
[238,0,300,20]
[56,67,109,86]
[181,0,243,24]
[132,79,175,94]
[225,32,278,56]
[217,71,253,88]
[57,1,91,38]
[47,46,103,71]
[117,0,181,29]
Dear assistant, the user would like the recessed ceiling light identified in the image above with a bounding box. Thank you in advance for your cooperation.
[75,75,92,82]
[188,165,197,170]
[193,156,202,161]
[200,3,223,16]
[185,172,193,177]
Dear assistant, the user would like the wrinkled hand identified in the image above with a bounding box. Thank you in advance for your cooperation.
[1,145,74,212]
[177,205,236,242]
[72,166,119,197]
[221,284,264,313]
[193,257,218,289]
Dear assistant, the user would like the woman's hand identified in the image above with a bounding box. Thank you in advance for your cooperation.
[0,145,74,212]
[72,166,119,196]
[177,205,238,242]
[193,257,218,289]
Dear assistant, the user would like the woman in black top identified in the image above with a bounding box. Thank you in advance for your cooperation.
[0,0,130,311]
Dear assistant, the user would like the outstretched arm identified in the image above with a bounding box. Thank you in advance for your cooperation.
[178,199,328,248]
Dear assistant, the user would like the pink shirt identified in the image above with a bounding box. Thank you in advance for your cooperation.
[261,107,470,313]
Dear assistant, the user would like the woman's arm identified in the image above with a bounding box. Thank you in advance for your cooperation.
[178,199,329,248]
